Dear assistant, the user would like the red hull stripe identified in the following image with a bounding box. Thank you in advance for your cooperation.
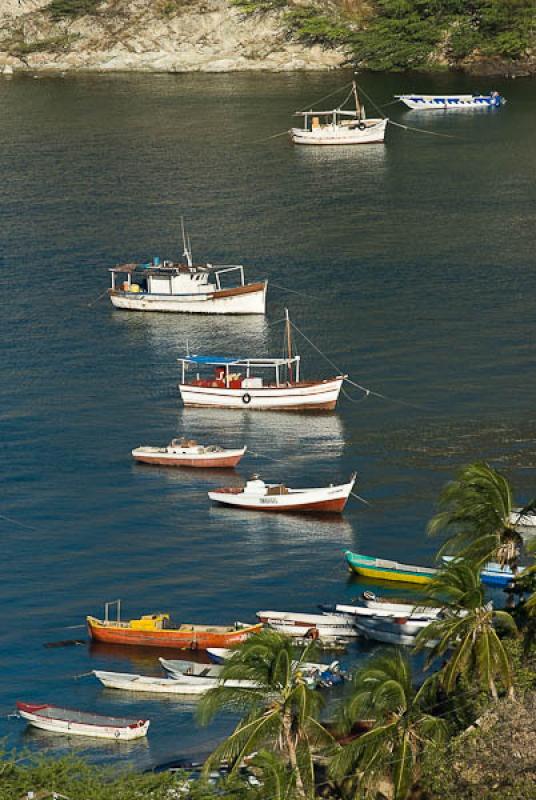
[133,455,243,468]
[87,622,262,649]
[213,497,348,513]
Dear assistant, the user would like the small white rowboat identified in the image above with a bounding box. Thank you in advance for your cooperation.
[132,439,246,468]
[94,669,260,694]
[16,701,149,740]
[209,473,356,514]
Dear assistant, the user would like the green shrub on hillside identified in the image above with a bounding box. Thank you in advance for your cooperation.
[284,7,349,46]
[46,0,101,20]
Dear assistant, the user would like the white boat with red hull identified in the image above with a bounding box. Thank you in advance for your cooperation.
[16,702,149,740]
[178,310,345,412]
[132,438,246,468]
[208,473,356,514]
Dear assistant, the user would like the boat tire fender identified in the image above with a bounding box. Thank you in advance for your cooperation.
[242,393,252,405]
[358,122,366,131]
[114,730,120,738]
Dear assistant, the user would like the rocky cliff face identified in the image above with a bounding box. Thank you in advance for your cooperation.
[0,0,346,72]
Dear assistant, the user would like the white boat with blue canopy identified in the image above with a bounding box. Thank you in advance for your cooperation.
[395,92,505,111]
[178,312,345,412]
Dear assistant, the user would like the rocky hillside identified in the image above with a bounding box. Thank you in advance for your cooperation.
[0,0,534,74]
[0,0,347,72]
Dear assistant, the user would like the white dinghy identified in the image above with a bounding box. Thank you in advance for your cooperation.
[16,701,149,740]
[291,81,387,145]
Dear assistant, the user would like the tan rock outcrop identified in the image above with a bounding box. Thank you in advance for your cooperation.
[0,0,347,72]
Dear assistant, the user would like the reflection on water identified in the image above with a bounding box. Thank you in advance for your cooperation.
[21,725,150,757]
[89,641,212,668]
[292,142,387,169]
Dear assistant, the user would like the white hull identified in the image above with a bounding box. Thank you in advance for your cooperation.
[290,119,387,145]
[132,445,246,468]
[330,603,440,621]
[397,95,502,111]
[18,707,149,740]
[355,618,433,647]
[258,611,358,638]
[179,377,344,412]
[209,476,355,513]
[110,284,266,315]
[95,669,258,693]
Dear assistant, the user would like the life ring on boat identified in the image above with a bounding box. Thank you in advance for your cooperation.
[358,122,366,131]
[137,720,144,727]
[242,393,252,405]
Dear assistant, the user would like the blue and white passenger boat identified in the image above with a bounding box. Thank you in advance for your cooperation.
[395,92,505,111]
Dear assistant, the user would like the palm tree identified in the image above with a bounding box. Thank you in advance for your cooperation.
[427,462,534,572]
[246,750,298,800]
[416,559,518,700]
[329,649,448,800]
[197,630,333,800]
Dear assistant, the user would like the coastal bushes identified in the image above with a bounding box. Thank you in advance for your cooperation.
[231,0,535,68]
[45,0,102,20]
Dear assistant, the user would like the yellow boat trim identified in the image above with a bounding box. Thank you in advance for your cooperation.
[348,565,433,585]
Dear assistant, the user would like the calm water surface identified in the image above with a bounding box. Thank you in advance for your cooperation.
[1,70,535,768]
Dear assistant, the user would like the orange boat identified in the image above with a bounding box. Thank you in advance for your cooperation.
[87,603,262,650]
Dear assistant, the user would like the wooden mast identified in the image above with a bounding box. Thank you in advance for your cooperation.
[352,80,364,121]
[285,308,293,384]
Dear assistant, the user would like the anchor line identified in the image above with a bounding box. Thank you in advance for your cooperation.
[288,319,432,412]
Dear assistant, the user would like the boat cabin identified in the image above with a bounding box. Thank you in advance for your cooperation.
[295,108,368,132]
[178,354,302,390]
[109,260,247,296]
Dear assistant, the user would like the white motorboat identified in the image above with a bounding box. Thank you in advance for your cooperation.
[178,312,345,412]
[395,92,504,111]
[257,610,358,638]
[359,592,443,618]
[108,221,266,315]
[290,81,387,145]
[204,648,345,686]
[16,701,149,740]
[322,602,441,621]
[132,439,246,468]
[208,474,356,514]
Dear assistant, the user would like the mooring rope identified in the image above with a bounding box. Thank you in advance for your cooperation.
[289,319,432,412]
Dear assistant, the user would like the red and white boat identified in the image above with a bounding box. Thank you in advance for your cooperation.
[178,311,345,412]
[16,702,149,740]
[208,473,356,514]
[132,438,246,468]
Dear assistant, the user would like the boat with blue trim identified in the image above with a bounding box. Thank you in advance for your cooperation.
[345,551,515,587]
[395,92,505,111]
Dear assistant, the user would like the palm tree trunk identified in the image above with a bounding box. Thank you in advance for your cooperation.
[282,712,307,800]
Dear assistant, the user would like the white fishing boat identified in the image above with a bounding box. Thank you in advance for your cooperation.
[178,311,345,412]
[209,473,356,514]
[354,616,434,647]
[359,591,443,618]
[257,610,358,638]
[132,439,246,468]
[204,648,344,685]
[321,602,441,621]
[108,222,266,315]
[93,670,212,695]
[290,81,387,145]
[16,701,149,740]
[159,658,224,679]
[395,92,504,111]
[158,658,316,688]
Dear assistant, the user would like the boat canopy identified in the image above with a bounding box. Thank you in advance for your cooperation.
[179,355,299,368]
[294,109,360,117]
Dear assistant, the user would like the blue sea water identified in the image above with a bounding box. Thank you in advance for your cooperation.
[0,69,535,769]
